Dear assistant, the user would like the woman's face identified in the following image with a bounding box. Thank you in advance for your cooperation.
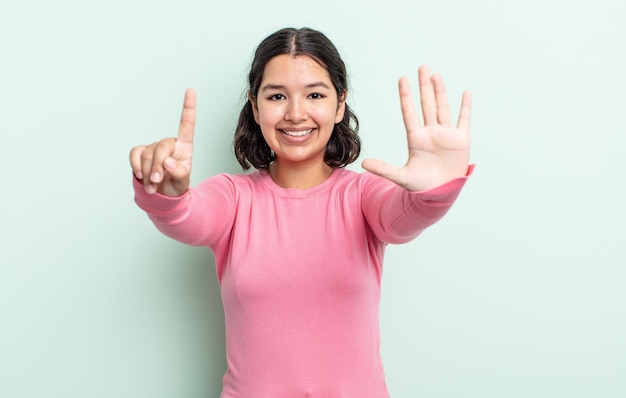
[251,54,346,168]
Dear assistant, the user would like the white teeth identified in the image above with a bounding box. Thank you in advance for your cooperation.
[282,129,312,137]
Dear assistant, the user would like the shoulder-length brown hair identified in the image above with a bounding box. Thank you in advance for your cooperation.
[234,27,360,170]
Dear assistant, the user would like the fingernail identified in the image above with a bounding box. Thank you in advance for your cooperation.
[145,184,156,194]
[151,172,161,183]
[135,170,143,179]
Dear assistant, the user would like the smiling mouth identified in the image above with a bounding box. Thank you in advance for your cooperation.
[281,129,313,137]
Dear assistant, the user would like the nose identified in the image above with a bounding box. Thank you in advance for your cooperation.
[284,98,308,122]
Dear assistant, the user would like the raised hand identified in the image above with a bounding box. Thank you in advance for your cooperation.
[361,66,471,191]
[129,88,196,196]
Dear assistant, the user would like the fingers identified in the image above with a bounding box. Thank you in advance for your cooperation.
[161,156,189,181]
[418,65,437,125]
[131,138,177,194]
[129,89,196,195]
[129,138,190,195]
[457,90,472,132]
[419,66,472,130]
[432,73,451,126]
[146,139,175,193]
[177,88,196,144]
[129,145,147,179]
[398,77,420,135]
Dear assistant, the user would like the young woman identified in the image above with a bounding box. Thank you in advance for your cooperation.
[130,27,472,397]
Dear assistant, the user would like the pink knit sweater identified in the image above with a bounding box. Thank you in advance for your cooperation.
[133,166,472,397]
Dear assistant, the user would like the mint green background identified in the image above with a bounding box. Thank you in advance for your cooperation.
[1,1,624,397]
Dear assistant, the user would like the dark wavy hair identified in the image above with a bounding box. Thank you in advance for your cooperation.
[234,27,360,170]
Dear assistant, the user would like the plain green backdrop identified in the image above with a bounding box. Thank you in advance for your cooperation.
[1,0,624,397]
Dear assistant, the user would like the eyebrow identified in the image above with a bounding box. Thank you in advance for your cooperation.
[260,81,331,92]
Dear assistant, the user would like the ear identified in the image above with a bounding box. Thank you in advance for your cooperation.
[335,90,347,124]
[248,92,260,124]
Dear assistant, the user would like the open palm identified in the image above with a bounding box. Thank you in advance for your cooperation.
[362,65,471,191]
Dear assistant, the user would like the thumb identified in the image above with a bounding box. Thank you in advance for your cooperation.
[164,157,191,179]
[361,158,406,188]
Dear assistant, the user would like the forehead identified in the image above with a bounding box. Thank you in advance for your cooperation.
[261,54,331,84]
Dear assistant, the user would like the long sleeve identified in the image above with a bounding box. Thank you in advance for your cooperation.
[132,174,238,248]
[361,165,474,244]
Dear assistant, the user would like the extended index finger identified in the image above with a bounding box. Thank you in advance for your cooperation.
[177,88,196,144]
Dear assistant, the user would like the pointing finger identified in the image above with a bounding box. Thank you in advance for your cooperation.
[177,88,196,144]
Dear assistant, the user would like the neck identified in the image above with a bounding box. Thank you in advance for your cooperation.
[268,160,334,189]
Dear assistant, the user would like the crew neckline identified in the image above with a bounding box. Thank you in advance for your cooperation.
[257,167,346,198]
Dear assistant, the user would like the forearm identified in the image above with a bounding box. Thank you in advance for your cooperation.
[363,165,473,244]
[133,175,234,247]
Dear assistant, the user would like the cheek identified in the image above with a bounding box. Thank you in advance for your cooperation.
[257,106,283,127]
[257,110,282,142]
[315,107,342,128]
